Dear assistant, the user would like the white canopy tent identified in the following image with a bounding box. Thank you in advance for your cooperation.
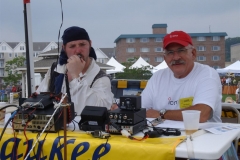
[152,60,168,73]
[129,57,154,69]
[106,57,126,74]
[217,60,240,73]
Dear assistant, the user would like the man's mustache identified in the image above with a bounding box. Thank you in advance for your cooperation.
[170,60,185,65]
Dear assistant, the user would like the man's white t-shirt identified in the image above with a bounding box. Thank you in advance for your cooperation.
[141,62,222,122]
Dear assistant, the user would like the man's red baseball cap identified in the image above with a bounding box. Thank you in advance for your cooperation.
[163,31,193,49]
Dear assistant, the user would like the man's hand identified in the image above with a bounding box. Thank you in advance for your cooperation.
[110,103,119,111]
[146,109,160,118]
[66,55,85,80]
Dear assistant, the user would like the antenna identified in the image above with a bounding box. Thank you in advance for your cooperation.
[209,25,211,33]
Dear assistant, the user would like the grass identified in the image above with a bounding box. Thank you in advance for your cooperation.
[222,94,236,102]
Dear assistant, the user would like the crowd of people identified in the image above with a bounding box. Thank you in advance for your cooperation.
[220,76,238,86]
[0,85,22,102]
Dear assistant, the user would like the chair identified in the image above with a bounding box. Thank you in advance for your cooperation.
[221,105,240,151]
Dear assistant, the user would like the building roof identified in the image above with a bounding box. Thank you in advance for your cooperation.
[5,42,62,51]
[114,32,228,43]
[114,34,166,43]
[38,48,60,57]
[18,58,114,73]
[99,48,115,58]
[33,42,53,51]
[7,42,19,49]
[231,43,240,47]
[152,24,167,28]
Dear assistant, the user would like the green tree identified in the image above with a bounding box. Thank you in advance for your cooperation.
[3,56,26,85]
[115,61,153,80]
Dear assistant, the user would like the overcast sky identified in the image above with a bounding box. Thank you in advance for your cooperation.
[0,0,240,48]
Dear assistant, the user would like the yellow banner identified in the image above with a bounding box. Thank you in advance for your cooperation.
[0,129,185,160]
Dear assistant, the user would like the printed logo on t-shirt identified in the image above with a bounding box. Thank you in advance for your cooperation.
[179,97,194,109]
[168,97,178,106]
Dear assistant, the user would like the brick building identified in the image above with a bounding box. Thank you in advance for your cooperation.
[114,24,227,69]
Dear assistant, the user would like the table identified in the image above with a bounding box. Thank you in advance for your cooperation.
[222,102,240,109]
[1,114,240,160]
[175,124,240,159]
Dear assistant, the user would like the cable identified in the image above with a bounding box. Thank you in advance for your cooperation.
[24,93,67,160]
[0,104,18,111]
[71,120,76,131]
[23,121,30,159]
[0,109,19,141]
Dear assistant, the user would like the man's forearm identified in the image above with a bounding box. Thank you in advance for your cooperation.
[146,104,212,122]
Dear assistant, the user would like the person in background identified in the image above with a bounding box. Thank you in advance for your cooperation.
[226,77,231,85]
[0,87,5,102]
[141,30,222,123]
[235,83,240,103]
[36,26,114,115]
[11,85,17,92]
[17,86,22,98]
[35,85,39,91]
[222,77,226,85]
[5,85,11,102]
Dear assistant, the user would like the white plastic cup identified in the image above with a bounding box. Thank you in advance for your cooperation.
[182,110,201,135]
[0,102,7,125]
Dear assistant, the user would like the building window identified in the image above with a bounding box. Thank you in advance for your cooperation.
[22,52,26,56]
[143,57,150,62]
[212,56,220,61]
[197,56,206,61]
[2,46,6,50]
[126,38,135,43]
[51,46,55,50]
[140,48,149,52]
[212,46,220,51]
[20,46,24,50]
[197,37,206,41]
[155,47,163,52]
[0,61,3,67]
[212,36,220,41]
[212,66,220,69]
[0,69,4,76]
[126,48,135,53]
[9,53,12,58]
[127,57,135,62]
[155,57,163,62]
[14,53,18,57]
[197,46,206,51]
[155,38,163,42]
[140,38,149,43]
[34,52,39,57]
[0,53,3,59]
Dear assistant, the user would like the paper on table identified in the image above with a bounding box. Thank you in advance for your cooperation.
[201,125,240,134]
[147,119,185,130]
[147,119,240,134]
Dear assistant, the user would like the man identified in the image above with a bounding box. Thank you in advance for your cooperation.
[141,31,222,122]
[235,83,240,103]
[36,26,113,115]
